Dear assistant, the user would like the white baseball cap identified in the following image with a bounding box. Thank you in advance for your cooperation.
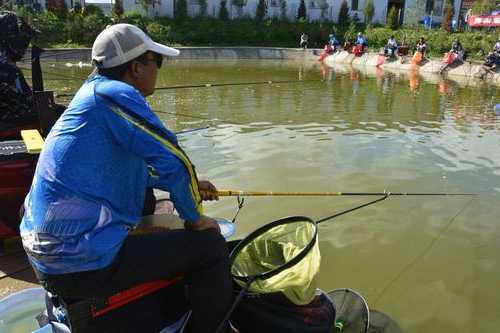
[92,23,179,69]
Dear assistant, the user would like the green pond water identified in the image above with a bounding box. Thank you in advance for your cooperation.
[26,59,500,332]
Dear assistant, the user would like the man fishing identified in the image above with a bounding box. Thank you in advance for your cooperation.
[440,38,465,74]
[20,23,233,333]
[329,33,340,52]
[484,38,500,71]
[353,32,368,56]
[384,35,398,59]
[450,38,465,61]
[416,37,427,56]
[300,32,309,49]
[411,37,427,65]
[0,11,37,139]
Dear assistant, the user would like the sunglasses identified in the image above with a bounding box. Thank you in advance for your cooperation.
[142,53,163,69]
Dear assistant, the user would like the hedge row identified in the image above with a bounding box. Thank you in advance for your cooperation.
[11,6,500,60]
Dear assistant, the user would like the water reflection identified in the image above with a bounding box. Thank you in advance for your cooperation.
[39,59,500,333]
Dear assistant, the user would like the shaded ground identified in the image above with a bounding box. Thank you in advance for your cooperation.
[0,241,39,299]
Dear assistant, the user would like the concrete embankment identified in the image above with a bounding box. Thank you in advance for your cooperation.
[31,47,319,62]
[324,51,500,86]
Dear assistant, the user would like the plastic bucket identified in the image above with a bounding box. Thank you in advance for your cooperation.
[0,287,46,333]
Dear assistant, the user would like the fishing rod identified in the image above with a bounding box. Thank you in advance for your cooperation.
[175,126,209,135]
[153,110,247,125]
[154,79,321,91]
[215,190,476,197]
[56,79,323,98]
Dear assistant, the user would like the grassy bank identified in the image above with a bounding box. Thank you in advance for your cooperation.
[9,6,500,60]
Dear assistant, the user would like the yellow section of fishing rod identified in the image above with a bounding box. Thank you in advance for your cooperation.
[217,190,347,197]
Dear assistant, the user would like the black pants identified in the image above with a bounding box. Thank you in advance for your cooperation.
[36,229,233,333]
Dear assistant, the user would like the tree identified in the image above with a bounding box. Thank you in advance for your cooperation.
[255,0,267,22]
[218,0,229,20]
[297,0,306,20]
[232,0,246,17]
[138,0,154,14]
[404,0,426,27]
[198,0,208,16]
[319,0,328,22]
[337,0,350,27]
[471,0,496,15]
[113,0,124,18]
[363,0,374,25]
[175,0,188,20]
[386,6,398,29]
[344,20,356,42]
[46,0,68,18]
[441,0,454,31]
[279,0,287,20]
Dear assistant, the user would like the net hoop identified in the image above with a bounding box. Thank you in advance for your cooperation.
[328,288,370,333]
[229,215,318,282]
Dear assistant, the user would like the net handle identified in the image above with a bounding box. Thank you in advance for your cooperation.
[230,216,318,282]
[214,276,256,333]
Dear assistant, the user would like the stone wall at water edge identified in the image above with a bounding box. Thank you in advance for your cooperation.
[324,51,500,86]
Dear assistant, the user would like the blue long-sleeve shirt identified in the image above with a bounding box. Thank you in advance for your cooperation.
[20,75,203,274]
[356,36,367,46]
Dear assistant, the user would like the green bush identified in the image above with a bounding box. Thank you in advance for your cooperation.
[120,11,150,30]
[63,14,85,43]
[32,10,64,46]
[146,22,171,44]
[82,4,104,17]
[82,14,111,43]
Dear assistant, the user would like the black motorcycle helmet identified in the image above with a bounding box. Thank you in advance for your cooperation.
[0,11,36,61]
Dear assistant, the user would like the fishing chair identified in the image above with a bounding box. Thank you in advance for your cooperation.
[35,276,190,333]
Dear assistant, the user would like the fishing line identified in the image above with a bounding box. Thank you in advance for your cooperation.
[20,48,92,63]
[371,196,476,306]
[19,65,89,81]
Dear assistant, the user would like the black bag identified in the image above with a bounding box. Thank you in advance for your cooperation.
[231,289,335,333]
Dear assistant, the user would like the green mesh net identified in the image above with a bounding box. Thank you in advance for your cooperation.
[231,218,320,305]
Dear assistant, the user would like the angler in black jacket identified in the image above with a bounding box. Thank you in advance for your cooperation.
[0,10,37,139]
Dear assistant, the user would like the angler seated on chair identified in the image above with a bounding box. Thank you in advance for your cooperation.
[328,34,340,53]
[450,38,465,62]
[0,11,37,140]
[20,23,233,333]
[353,32,368,56]
[397,39,409,57]
[484,39,500,70]
[0,11,66,140]
[343,39,354,53]
[384,35,398,58]
[415,37,427,57]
